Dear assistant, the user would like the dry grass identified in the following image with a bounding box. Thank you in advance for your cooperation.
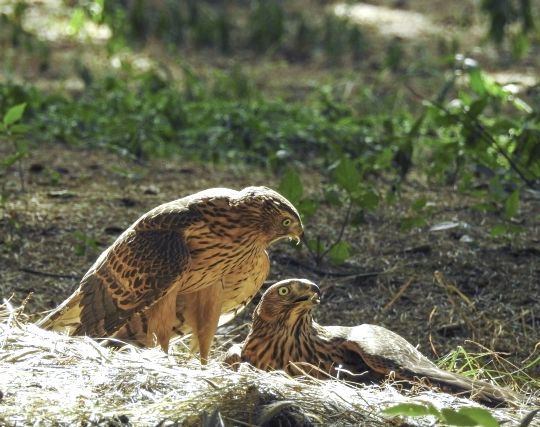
[1,302,536,427]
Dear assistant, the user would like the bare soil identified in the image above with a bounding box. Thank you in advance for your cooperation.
[1,143,539,386]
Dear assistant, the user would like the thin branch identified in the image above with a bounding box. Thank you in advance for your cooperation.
[382,277,415,312]
[19,267,79,280]
[273,254,387,279]
[300,234,319,262]
[319,195,353,260]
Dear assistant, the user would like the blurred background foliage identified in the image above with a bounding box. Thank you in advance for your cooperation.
[1,0,539,263]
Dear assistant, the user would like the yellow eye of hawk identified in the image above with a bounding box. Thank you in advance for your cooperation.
[282,218,292,227]
[278,287,289,296]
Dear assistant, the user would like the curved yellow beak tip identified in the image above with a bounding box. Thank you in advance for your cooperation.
[288,235,302,245]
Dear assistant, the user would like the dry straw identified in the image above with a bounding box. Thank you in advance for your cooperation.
[0,301,530,426]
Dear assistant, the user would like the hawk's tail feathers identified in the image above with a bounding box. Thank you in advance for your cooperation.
[35,290,82,334]
[401,364,520,407]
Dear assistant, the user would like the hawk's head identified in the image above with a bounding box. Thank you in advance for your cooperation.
[238,186,303,245]
[255,278,321,323]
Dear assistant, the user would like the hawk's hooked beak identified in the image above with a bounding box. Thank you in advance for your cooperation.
[309,292,321,305]
[293,282,321,305]
[287,228,304,245]
[310,284,321,305]
[289,233,302,245]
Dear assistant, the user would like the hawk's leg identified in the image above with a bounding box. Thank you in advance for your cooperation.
[184,281,224,364]
[145,289,178,352]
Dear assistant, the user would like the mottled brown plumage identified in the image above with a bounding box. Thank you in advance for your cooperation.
[227,279,517,406]
[39,187,303,362]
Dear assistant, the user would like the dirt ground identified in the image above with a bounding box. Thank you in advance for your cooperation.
[1,143,539,388]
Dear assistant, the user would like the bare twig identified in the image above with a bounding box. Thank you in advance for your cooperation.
[19,267,79,280]
[300,234,319,261]
[434,271,473,307]
[382,278,415,312]
[434,271,477,336]
[319,196,353,261]
[428,306,439,357]
[272,254,385,279]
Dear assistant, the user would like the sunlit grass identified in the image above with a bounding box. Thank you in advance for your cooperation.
[438,344,540,401]
[1,301,535,426]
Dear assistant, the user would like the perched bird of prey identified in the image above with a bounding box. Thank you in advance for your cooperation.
[39,187,303,362]
[226,279,517,406]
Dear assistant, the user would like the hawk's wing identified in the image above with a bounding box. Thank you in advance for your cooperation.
[75,227,192,337]
[339,324,436,375]
[40,201,204,337]
[339,324,514,405]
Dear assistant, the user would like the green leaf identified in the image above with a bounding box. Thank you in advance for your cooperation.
[91,0,105,20]
[298,197,319,219]
[457,407,500,427]
[327,241,351,264]
[490,223,508,237]
[383,403,441,418]
[400,216,427,231]
[467,97,488,119]
[511,97,532,113]
[353,189,380,211]
[307,238,323,255]
[350,210,366,226]
[3,103,26,127]
[488,178,506,202]
[440,408,477,426]
[69,8,87,35]
[511,32,529,58]
[468,68,506,99]
[411,196,428,213]
[6,123,31,134]
[468,68,486,96]
[324,189,342,207]
[504,190,520,219]
[490,223,524,236]
[334,157,360,194]
[278,169,303,206]
[0,151,25,169]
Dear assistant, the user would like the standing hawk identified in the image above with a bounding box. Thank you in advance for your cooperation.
[226,279,517,406]
[39,187,303,362]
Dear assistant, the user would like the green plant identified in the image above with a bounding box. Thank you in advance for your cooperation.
[278,158,379,266]
[248,0,284,51]
[0,51,537,249]
[438,344,540,394]
[73,231,99,258]
[405,57,539,235]
[97,1,371,63]
[481,0,537,56]
[384,402,540,427]
[383,403,499,427]
[1,103,27,193]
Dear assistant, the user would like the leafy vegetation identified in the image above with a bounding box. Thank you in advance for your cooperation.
[1,48,539,263]
[383,402,540,427]
[94,0,370,63]
[481,0,538,56]
[1,102,27,196]
[438,344,540,397]
[383,403,501,427]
